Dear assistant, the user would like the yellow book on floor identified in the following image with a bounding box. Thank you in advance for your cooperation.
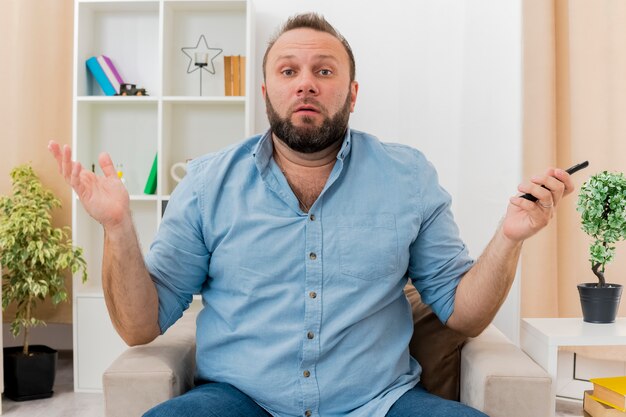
[590,377,626,412]
[585,391,626,416]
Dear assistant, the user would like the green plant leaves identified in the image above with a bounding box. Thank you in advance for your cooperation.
[0,164,88,346]
[577,170,626,278]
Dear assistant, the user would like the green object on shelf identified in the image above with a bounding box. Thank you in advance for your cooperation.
[144,153,157,194]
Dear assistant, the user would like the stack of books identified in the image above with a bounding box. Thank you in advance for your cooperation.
[584,376,626,416]
[224,55,246,96]
[86,55,124,96]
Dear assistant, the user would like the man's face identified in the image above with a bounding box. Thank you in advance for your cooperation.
[262,28,359,153]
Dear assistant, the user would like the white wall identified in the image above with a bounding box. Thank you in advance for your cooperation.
[252,0,523,343]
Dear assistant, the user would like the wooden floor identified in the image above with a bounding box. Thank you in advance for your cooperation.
[0,350,582,417]
[557,398,585,417]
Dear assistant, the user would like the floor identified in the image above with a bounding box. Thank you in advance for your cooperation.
[1,350,583,416]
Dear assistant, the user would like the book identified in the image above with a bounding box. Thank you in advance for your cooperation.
[591,376,626,412]
[143,153,157,195]
[86,56,116,96]
[223,55,245,96]
[585,390,626,416]
[97,55,124,95]
[232,55,241,96]
[224,56,233,96]
[240,56,246,96]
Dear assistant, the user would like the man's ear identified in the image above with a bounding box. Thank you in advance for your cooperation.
[350,81,359,113]
[261,83,267,100]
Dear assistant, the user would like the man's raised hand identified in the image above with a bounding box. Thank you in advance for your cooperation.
[48,140,130,231]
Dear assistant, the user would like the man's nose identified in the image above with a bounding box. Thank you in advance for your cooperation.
[296,72,319,96]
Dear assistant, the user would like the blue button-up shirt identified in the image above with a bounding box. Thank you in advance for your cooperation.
[145,129,474,417]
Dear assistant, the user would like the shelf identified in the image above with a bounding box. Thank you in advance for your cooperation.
[74,194,158,201]
[162,0,247,96]
[161,100,245,194]
[130,194,158,201]
[162,96,245,103]
[74,199,158,292]
[72,0,251,392]
[77,96,158,102]
[76,1,160,96]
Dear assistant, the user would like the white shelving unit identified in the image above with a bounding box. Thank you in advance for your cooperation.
[72,0,253,392]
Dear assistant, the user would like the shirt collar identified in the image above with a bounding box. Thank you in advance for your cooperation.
[252,128,353,173]
[252,130,274,174]
[336,129,352,161]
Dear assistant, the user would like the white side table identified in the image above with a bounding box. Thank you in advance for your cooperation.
[520,317,626,417]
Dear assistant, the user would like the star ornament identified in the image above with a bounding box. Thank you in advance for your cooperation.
[181,34,223,75]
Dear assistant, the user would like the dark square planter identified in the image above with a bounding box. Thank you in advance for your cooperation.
[3,345,58,401]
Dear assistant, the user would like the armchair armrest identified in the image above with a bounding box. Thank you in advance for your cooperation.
[460,324,552,417]
[103,311,197,417]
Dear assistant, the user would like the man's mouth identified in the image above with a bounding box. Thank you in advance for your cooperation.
[293,105,320,115]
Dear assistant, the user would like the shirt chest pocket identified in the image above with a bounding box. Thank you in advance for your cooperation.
[337,214,398,281]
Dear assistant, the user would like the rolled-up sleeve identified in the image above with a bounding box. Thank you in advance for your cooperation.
[144,173,210,333]
[408,160,474,324]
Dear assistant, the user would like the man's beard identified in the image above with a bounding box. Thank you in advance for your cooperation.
[265,93,351,154]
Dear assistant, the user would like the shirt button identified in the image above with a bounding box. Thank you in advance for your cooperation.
[303,370,311,378]
[309,291,317,299]
[307,331,314,339]
[309,252,317,260]
[304,411,312,417]
[309,214,316,221]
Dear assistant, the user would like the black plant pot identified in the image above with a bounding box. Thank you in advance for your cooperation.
[578,283,623,323]
[3,345,58,401]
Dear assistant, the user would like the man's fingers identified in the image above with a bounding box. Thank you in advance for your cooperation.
[554,168,575,196]
[518,181,552,205]
[98,152,117,178]
[48,141,63,172]
[62,145,73,182]
[510,196,539,211]
[70,161,84,192]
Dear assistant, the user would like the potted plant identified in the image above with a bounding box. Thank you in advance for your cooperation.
[577,170,626,323]
[0,164,87,400]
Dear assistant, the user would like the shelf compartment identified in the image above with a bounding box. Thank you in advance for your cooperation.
[74,199,158,292]
[76,1,160,97]
[161,100,246,194]
[162,0,247,97]
[76,101,158,195]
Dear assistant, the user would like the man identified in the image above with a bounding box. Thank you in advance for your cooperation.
[50,13,573,417]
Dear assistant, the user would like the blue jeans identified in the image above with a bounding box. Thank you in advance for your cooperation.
[386,384,489,417]
[142,382,271,417]
[143,381,488,417]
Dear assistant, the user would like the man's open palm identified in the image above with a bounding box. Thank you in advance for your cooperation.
[48,141,130,229]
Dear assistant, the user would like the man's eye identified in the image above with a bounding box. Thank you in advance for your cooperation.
[319,69,332,76]
[282,69,295,76]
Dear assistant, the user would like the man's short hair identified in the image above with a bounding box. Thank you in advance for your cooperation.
[262,13,356,82]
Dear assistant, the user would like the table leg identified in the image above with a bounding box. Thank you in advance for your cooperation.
[546,346,558,417]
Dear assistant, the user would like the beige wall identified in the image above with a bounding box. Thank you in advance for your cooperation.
[0,0,74,323]
[522,0,626,318]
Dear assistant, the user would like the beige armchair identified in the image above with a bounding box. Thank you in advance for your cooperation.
[103,288,552,417]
